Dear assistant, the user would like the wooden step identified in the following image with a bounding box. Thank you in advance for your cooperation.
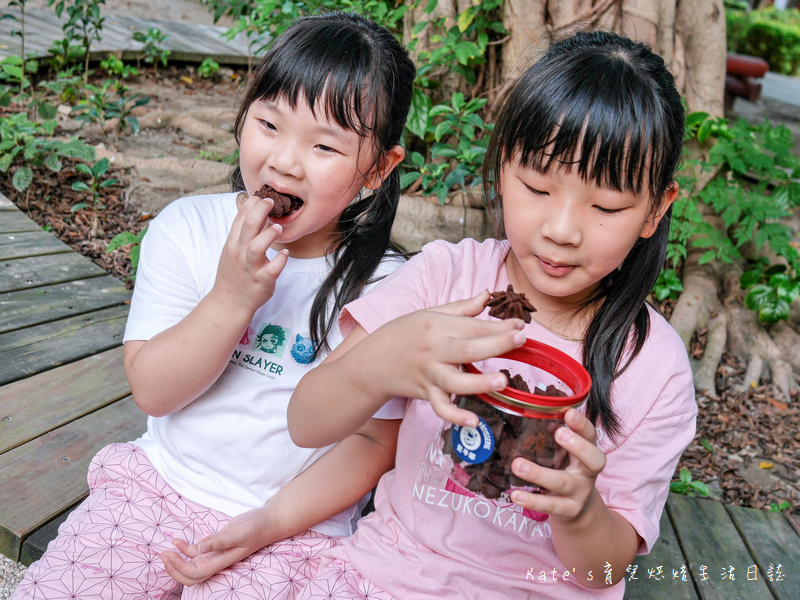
[0,396,146,560]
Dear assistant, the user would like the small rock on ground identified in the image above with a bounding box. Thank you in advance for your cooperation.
[0,556,26,599]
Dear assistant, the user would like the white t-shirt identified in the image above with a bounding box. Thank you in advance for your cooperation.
[124,192,405,536]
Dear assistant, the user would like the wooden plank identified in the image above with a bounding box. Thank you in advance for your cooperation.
[0,193,14,210]
[727,505,800,600]
[0,210,41,234]
[0,304,128,386]
[0,252,108,293]
[0,230,72,260]
[20,504,77,567]
[0,396,146,560]
[0,275,130,334]
[0,8,251,65]
[625,503,700,599]
[667,495,774,600]
[0,347,130,453]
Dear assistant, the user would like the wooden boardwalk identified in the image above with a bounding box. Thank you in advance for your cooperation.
[0,196,798,595]
[0,194,145,565]
[0,7,252,65]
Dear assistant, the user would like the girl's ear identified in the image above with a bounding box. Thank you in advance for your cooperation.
[639,182,679,239]
[364,145,405,190]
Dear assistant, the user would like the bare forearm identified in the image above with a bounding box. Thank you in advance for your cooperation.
[550,489,639,588]
[255,419,399,547]
[289,326,394,448]
[126,288,254,416]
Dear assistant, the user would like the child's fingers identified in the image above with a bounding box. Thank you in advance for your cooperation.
[171,537,200,558]
[162,550,204,585]
[428,388,480,427]
[262,248,289,280]
[238,196,274,243]
[563,408,598,444]
[554,423,606,475]
[446,328,526,366]
[428,291,492,318]
[246,223,283,265]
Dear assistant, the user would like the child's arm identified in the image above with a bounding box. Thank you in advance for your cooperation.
[509,409,639,588]
[161,415,400,585]
[126,195,288,417]
[288,293,527,448]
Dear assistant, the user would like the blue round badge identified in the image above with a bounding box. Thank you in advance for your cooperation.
[451,417,495,464]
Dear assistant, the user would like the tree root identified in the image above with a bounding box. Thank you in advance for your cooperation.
[137,109,235,144]
[96,147,232,191]
[692,311,727,396]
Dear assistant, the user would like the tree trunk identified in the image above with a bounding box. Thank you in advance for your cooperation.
[499,0,727,117]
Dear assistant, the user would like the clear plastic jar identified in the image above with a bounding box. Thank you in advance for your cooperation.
[441,339,591,500]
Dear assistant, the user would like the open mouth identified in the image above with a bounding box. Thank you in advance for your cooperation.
[254,184,304,218]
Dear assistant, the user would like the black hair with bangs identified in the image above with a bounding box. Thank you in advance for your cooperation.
[230,12,415,360]
[484,30,685,438]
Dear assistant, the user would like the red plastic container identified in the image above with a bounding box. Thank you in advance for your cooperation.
[441,338,592,499]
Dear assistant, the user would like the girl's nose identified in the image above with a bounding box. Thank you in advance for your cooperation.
[269,144,304,179]
[541,206,581,246]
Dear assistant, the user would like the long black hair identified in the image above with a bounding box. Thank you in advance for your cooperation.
[484,30,685,438]
[231,12,415,359]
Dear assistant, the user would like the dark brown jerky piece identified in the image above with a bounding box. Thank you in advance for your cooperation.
[500,368,531,393]
[532,384,567,397]
[485,285,536,322]
[254,184,292,218]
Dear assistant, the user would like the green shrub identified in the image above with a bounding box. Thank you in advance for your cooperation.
[726,7,800,75]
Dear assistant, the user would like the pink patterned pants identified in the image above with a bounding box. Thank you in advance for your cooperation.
[11,443,336,600]
[295,560,395,600]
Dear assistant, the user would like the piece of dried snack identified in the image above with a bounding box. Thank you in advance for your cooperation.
[254,184,298,218]
[485,285,536,322]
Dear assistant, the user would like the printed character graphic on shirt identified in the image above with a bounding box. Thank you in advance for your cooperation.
[255,323,288,357]
[290,334,316,364]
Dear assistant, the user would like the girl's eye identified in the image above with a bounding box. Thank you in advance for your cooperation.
[594,206,623,214]
[317,144,337,153]
[260,120,276,132]
[524,183,547,196]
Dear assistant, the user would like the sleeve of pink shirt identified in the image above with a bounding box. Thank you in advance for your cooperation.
[594,313,697,554]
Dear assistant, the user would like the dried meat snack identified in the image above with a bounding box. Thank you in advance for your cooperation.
[485,285,536,322]
[254,184,302,218]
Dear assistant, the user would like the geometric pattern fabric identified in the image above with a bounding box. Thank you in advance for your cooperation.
[10,443,335,600]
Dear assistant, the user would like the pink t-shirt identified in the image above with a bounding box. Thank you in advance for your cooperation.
[328,238,697,599]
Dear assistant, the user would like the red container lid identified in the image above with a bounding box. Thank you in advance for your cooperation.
[463,338,592,414]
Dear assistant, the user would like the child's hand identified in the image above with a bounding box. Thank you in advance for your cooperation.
[161,507,274,585]
[212,194,289,316]
[508,408,607,520]
[372,291,527,427]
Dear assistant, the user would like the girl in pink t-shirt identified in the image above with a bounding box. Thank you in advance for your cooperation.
[287,30,696,599]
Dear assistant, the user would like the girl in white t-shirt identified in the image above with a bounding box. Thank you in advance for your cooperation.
[12,12,414,600]
[287,30,697,599]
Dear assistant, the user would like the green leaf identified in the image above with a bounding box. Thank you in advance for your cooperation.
[700,439,714,453]
[689,481,710,497]
[91,157,110,177]
[679,468,691,484]
[75,163,93,176]
[686,111,710,128]
[71,202,90,212]
[99,178,118,187]
[107,231,139,252]
[457,8,476,33]
[38,102,58,120]
[399,171,421,189]
[739,270,763,289]
[44,153,62,172]
[11,166,32,191]
[406,89,431,140]
[71,181,91,192]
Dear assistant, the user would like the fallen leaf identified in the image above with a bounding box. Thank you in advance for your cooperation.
[760,462,773,469]
[767,398,788,410]
[181,76,193,85]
